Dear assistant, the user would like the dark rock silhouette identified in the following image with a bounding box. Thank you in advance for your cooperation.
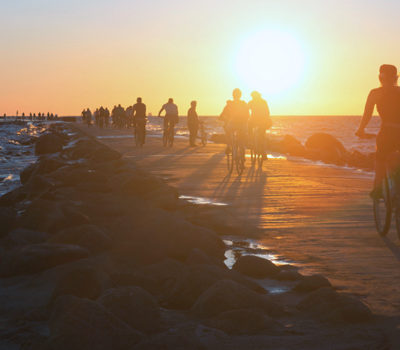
[278,135,307,157]
[98,287,161,334]
[297,287,373,323]
[293,274,332,292]
[233,255,280,279]
[35,134,64,155]
[305,133,347,165]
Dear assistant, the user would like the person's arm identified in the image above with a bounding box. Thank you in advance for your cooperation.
[158,106,164,117]
[356,90,376,136]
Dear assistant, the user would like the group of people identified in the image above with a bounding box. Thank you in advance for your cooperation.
[2,112,58,120]
[82,98,147,132]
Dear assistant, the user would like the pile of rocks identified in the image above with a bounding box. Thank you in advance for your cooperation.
[0,125,386,349]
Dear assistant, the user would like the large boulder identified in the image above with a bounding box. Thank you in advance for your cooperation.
[51,266,105,302]
[20,156,66,184]
[48,225,111,253]
[162,264,266,310]
[62,139,121,163]
[205,308,283,335]
[297,287,373,323]
[305,133,347,165]
[46,295,143,350]
[98,287,161,334]
[0,207,17,236]
[293,274,332,293]
[232,255,280,279]
[4,228,48,246]
[191,280,283,318]
[23,174,55,198]
[0,243,89,277]
[278,135,307,157]
[35,134,64,155]
[345,150,375,170]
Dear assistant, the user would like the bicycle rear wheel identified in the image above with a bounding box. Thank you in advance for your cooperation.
[163,130,168,147]
[235,145,245,176]
[373,176,392,236]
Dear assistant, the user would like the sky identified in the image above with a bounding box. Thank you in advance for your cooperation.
[1,0,399,116]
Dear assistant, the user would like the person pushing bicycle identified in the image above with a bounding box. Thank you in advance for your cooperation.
[356,64,400,199]
[248,91,271,160]
[220,88,250,153]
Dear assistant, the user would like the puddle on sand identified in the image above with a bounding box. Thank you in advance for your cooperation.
[179,195,228,206]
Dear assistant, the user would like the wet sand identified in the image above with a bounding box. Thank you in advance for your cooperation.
[79,124,400,318]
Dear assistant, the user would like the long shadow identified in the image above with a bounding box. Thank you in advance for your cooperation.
[382,236,400,262]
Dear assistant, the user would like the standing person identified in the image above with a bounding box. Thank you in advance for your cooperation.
[187,101,199,147]
[99,106,105,128]
[104,107,110,128]
[248,91,272,159]
[356,64,400,198]
[158,98,179,146]
[86,108,92,127]
[133,97,147,145]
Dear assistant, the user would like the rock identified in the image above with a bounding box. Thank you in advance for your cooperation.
[0,243,89,277]
[51,266,105,302]
[35,134,64,155]
[20,157,66,184]
[297,287,373,323]
[46,295,143,350]
[345,150,375,170]
[205,308,283,335]
[4,228,48,246]
[135,326,205,350]
[50,165,109,188]
[293,274,332,292]
[62,139,121,163]
[48,225,111,254]
[192,280,283,318]
[24,174,55,198]
[232,255,280,279]
[279,135,307,157]
[162,264,266,310]
[20,199,89,233]
[275,270,304,281]
[20,163,37,184]
[0,207,17,236]
[305,133,347,165]
[98,287,161,334]
[186,248,226,267]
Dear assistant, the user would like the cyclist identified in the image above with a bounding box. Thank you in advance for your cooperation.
[220,88,250,153]
[133,97,147,144]
[158,98,179,145]
[248,91,271,159]
[356,64,400,199]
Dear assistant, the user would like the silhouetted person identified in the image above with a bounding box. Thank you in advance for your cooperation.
[248,91,271,159]
[187,101,199,146]
[158,98,179,134]
[356,64,400,198]
[133,97,147,143]
[220,89,249,152]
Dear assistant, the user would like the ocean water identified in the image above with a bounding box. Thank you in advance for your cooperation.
[0,115,379,196]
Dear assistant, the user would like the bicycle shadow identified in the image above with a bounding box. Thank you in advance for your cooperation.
[381,236,400,262]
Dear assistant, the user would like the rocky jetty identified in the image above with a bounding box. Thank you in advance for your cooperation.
[0,124,388,349]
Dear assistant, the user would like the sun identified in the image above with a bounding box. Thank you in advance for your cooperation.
[234,29,307,96]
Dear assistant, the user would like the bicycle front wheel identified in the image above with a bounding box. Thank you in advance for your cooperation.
[373,176,392,236]
[234,145,245,176]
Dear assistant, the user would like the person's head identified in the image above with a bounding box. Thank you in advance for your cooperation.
[251,91,261,100]
[379,64,398,87]
[118,104,121,107]
[137,97,142,103]
[168,98,173,103]
[191,100,197,108]
[232,88,242,100]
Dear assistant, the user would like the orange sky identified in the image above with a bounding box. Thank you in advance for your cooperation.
[1,0,399,116]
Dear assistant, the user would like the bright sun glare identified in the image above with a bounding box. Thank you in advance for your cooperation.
[235,29,306,96]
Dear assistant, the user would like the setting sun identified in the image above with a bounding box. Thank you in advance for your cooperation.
[234,29,307,96]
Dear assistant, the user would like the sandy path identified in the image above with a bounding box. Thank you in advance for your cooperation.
[78,124,400,317]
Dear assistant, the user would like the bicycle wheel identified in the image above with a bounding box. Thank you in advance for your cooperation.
[373,176,392,236]
[226,141,233,174]
[168,127,174,147]
[201,133,207,146]
[235,145,245,176]
[163,129,168,147]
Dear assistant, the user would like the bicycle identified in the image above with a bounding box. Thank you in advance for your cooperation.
[373,152,400,237]
[199,121,207,146]
[163,122,175,147]
[134,120,146,147]
[250,126,266,167]
[226,130,245,175]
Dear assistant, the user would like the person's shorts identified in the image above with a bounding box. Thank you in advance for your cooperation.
[376,127,400,161]
[165,114,178,126]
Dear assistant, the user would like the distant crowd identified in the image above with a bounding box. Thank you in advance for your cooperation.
[2,112,59,121]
